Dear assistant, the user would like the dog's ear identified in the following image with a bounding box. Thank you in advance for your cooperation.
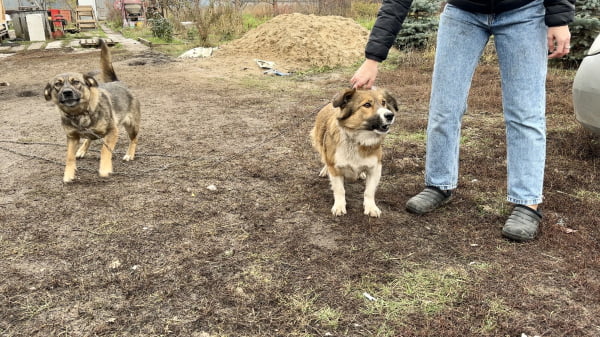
[332,88,356,109]
[333,88,357,120]
[85,70,100,78]
[83,74,99,88]
[383,90,399,113]
[44,83,53,101]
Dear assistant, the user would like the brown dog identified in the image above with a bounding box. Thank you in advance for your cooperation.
[44,39,141,183]
[311,88,398,217]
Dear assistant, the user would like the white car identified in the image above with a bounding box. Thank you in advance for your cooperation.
[573,33,600,134]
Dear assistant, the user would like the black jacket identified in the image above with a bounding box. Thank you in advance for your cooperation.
[365,0,576,62]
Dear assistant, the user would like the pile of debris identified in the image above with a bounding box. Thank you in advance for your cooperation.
[217,13,369,70]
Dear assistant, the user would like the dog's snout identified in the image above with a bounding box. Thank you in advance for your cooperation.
[58,87,81,107]
[384,111,395,122]
[61,89,74,98]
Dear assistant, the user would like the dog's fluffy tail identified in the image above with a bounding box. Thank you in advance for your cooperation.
[100,39,119,83]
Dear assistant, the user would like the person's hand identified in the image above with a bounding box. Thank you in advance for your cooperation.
[350,59,380,89]
[547,25,571,59]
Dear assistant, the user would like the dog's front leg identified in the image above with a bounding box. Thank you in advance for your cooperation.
[76,139,91,158]
[363,164,382,217]
[329,173,347,216]
[64,136,79,183]
[99,127,118,177]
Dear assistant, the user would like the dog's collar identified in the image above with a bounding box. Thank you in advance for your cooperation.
[64,109,94,131]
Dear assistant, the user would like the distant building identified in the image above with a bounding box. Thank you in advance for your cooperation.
[1,0,108,19]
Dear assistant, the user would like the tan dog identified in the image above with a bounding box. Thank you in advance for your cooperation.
[311,88,398,217]
[44,39,141,183]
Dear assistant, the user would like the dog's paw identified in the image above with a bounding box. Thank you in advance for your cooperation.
[122,154,135,161]
[63,173,75,183]
[63,167,77,183]
[364,202,381,218]
[331,203,347,216]
[75,152,86,159]
[98,169,113,177]
[359,172,367,180]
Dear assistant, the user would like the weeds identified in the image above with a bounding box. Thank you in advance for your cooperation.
[475,297,511,334]
[347,265,467,332]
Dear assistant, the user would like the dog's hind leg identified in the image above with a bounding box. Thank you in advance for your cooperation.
[122,101,140,161]
[76,139,91,158]
[64,136,79,183]
[122,121,139,161]
[99,127,118,177]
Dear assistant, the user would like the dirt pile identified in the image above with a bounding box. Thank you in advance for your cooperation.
[217,13,369,70]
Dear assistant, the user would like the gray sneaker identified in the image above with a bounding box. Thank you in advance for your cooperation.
[502,205,542,242]
[406,187,452,215]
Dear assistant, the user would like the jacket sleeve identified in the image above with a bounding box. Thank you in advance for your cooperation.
[365,0,414,62]
[544,0,576,27]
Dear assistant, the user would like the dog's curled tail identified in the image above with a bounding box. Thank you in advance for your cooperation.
[100,39,119,83]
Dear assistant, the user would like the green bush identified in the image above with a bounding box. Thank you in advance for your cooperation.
[149,13,174,42]
[552,0,600,68]
[394,0,442,50]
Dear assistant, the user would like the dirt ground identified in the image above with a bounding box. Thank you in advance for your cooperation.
[1,37,600,337]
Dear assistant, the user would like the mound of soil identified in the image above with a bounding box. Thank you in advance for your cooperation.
[217,13,369,70]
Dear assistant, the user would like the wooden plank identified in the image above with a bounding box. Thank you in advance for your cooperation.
[79,39,116,47]
[79,39,98,47]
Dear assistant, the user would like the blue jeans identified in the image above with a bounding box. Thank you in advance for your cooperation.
[425,0,548,205]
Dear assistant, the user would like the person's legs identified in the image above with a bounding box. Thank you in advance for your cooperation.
[493,0,547,207]
[492,0,547,240]
[407,4,490,214]
[425,5,491,190]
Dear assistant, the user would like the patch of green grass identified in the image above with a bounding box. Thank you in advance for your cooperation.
[355,17,377,30]
[119,26,184,46]
[386,130,426,145]
[154,43,194,57]
[287,292,318,316]
[119,26,150,40]
[242,14,270,30]
[575,189,600,201]
[351,0,379,30]
[472,193,510,217]
[468,261,495,271]
[372,323,396,337]
[313,305,341,329]
[349,265,467,322]
[284,292,341,330]
[472,193,511,216]
[474,297,511,334]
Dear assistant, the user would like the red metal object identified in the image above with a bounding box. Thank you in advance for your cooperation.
[49,9,71,25]
[49,9,70,38]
